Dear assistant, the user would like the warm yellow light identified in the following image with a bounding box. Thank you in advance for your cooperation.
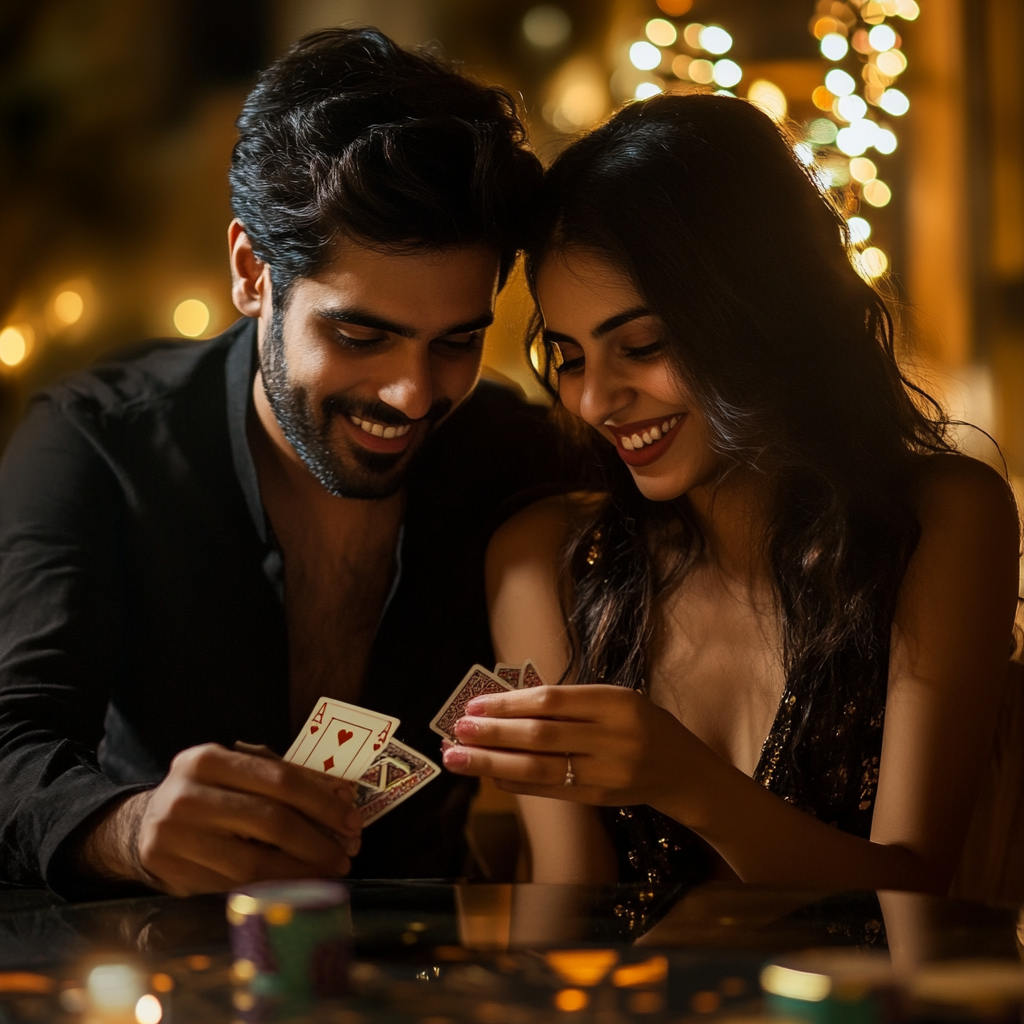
[173,299,210,338]
[820,33,849,60]
[699,26,732,55]
[860,2,888,25]
[688,59,715,85]
[612,957,669,988]
[896,0,920,19]
[634,82,662,100]
[876,49,907,76]
[847,216,872,243]
[748,79,787,121]
[546,950,619,987]
[522,6,572,48]
[868,24,897,52]
[150,974,174,994]
[557,81,604,129]
[87,965,142,1010]
[656,0,691,14]
[813,17,842,40]
[53,290,84,325]
[812,86,835,111]
[712,59,742,88]
[849,157,878,183]
[555,989,589,1012]
[761,964,831,1002]
[858,246,889,278]
[682,23,704,49]
[862,178,892,206]
[135,994,163,1024]
[671,54,692,79]
[629,41,661,71]
[0,327,29,367]
[878,88,909,116]
[645,18,677,47]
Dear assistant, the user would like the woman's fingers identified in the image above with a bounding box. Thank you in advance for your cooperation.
[444,744,581,786]
[465,682,642,721]
[454,715,594,752]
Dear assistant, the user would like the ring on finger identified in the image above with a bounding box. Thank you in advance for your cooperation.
[564,755,576,787]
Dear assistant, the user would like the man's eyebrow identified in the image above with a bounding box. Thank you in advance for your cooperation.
[593,306,653,338]
[317,306,494,338]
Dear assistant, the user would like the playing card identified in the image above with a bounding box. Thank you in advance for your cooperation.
[430,664,513,740]
[284,698,399,781]
[355,739,440,825]
[495,663,522,688]
[520,660,546,688]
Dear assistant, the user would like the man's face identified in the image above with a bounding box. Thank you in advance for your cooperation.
[258,241,500,499]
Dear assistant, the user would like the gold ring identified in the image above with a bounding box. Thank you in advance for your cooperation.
[564,755,575,787]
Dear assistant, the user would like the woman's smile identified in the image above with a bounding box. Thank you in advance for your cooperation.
[606,413,685,466]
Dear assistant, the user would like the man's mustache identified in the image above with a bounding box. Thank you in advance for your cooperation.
[322,395,453,429]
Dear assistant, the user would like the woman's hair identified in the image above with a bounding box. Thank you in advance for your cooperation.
[524,94,953,803]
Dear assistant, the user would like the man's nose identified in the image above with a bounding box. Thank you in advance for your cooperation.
[377,342,434,421]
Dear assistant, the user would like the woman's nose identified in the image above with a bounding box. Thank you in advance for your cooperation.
[578,365,634,429]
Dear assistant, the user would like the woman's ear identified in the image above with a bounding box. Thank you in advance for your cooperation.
[228,219,270,318]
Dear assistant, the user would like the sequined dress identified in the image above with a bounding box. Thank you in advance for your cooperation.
[604,682,886,889]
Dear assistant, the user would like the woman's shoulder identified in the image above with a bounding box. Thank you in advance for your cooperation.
[488,491,606,570]
[912,453,1019,542]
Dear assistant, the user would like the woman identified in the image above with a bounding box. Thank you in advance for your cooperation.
[441,95,1019,894]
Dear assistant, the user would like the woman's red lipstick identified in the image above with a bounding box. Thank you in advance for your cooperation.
[606,414,684,467]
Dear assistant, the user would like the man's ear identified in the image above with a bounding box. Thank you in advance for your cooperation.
[228,219,270,318]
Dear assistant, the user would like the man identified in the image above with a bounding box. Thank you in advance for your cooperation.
[0,28,559,896]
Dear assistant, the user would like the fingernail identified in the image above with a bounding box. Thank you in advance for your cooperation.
[440,739,453,752]
[455,717,478,738]
[466,698,491,715]
[345,808,363,832]
[444,747,469,769]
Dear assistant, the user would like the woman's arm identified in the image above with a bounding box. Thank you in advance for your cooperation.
[452,456,1019,893]
[485,496,618,884]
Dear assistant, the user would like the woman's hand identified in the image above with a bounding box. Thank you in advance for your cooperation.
[441,684,702,810]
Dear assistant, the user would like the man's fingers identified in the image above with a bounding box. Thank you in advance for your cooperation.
[174,745,361,836]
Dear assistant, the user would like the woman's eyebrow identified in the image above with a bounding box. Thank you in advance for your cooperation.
[542,329,577,345]
[593,306,652,338]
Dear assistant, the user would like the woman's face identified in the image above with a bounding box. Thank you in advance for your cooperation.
[536,251,722,502]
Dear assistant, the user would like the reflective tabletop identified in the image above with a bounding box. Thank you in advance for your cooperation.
[0,882,1021,1022]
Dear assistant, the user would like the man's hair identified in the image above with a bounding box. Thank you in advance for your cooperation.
[230,27,542,299]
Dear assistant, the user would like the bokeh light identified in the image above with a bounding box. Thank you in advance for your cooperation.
[699,26,733,55]
[135,995,163,1024]
[896,0,920,19]
[820,33,849,60]
[635,82,662,99]
[53,290,84,325]
[806,118,839,144]
[555,989,590,1012]
[849,157,878,183]
[878,88,910,115]
[87,965,142,1010]
[868,24,897,52]
[656,0,692,14]
[173,299,211,338]
[793,143,814,165]
[688,59,714,85]
[876,49,907,76]
[824,69,856,97]
[0,326,31,368]
[812,86,835,111]
[522,6,571,48]
[862,178,892,206]
[836,126,867,156]
[858,246,889,278]
[629,41,661,71]
[836,94,868,122]
[748,79,787,121]
[671,54,692,79]
[682,23,704,48]
[712,59,742,88]
[847,216,872,243]
[645,19,677,47]
[874,128,898,154]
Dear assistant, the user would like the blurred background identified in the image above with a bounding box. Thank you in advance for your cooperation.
[0,0,1022,488]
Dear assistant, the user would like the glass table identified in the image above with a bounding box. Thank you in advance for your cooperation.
[0,881,1020,1022]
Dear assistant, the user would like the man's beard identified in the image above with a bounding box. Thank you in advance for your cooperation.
[260,306,451,499]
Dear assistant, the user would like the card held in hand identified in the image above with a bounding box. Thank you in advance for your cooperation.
[284,697,399,781]
[430,664,513,740]
[495,663,522,688]
[520,660,546,688]
[355,739,440,825]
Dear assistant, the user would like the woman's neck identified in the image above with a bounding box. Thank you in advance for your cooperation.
[684,466,773,585]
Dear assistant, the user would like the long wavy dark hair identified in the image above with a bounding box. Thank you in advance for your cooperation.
[525,95,954,795]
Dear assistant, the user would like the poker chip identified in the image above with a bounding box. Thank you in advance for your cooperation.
[227,880,351,997]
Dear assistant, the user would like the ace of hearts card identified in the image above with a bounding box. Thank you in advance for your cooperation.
[284,697,399,781]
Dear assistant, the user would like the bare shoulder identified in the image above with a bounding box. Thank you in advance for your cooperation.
[488,491,605,572]
[913,453,1019,549]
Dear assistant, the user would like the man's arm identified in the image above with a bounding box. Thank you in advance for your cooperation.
[0,394,361,895]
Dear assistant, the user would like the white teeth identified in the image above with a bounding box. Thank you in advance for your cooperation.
[630,433,643,448]
[382,426,397,439]
[662,421,670,433]
[350,415,363,427]
[371,423,385,437]
[360,421,373,433]
[670,416,679,428]
[353,416,411,439]
[395,424,410,437]
[642,431,652,445]
[649,425,662,440]
[621,436,634,450]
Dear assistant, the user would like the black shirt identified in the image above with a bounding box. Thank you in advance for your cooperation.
[0,318,565,894]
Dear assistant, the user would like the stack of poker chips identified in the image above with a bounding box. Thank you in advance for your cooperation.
[227,880,351,998]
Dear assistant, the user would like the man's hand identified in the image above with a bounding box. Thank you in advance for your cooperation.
[80,743,362,895]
